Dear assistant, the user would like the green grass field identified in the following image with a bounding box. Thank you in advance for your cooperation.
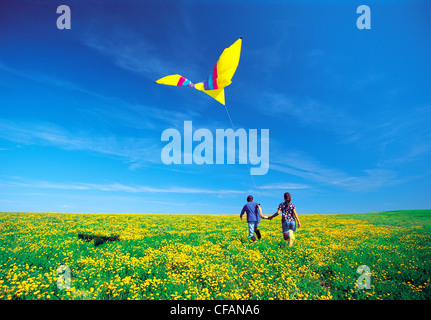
[0,210,430,300]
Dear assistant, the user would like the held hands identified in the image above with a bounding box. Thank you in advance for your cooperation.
[242,215,275,220]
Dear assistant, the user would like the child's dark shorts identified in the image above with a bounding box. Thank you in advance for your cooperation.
[282,220,296,234]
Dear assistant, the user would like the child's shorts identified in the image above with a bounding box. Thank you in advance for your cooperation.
[282,220,296,234]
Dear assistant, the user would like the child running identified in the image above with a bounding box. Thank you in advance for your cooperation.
[269,192,301,247]
[240,195,267,242]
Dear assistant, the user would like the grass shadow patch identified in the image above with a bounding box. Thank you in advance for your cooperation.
[78,233,120,247]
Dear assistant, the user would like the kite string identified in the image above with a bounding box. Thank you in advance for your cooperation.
[224,104,236,131]
[223,105,258,189]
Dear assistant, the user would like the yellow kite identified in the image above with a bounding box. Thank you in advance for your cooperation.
[155,38,242,105]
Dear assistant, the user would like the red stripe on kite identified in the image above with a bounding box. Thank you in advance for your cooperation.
[177,77,186,87]
[212,64,218,90]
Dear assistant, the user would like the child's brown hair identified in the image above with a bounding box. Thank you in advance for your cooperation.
[284,192,291,204]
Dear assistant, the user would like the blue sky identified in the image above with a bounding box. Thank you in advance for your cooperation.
[0,0,430,214]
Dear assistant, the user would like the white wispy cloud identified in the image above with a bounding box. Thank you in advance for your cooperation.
[0,61,86,93]
[2,176,311,198]
[3,177,245,196]
[253,91,360,142]
[83,31,169,77]
[0,61,199,130]
[82,98,200,131]
[0,119,161,167]
[370,105,431,166]
[82,26,202,81]
[257,182,310,190]
[270,151,400,192]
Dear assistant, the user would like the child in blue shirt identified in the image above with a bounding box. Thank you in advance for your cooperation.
[240,195,267,242]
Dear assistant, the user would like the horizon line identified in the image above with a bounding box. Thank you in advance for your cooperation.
[1,209,430,216]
